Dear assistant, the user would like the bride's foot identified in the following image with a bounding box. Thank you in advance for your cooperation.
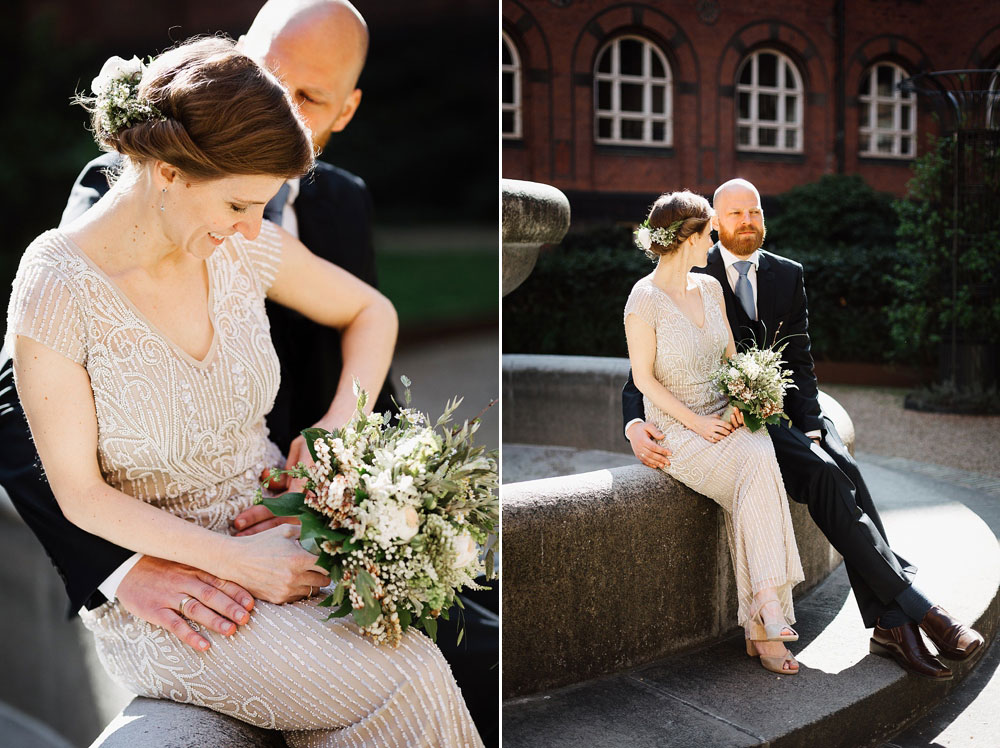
[746,639,800,674]
[750,597,798,642]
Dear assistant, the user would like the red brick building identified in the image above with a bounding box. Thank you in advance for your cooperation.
[502,0,1000,218]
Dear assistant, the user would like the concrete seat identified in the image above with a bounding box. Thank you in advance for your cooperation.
[502,354,847,697]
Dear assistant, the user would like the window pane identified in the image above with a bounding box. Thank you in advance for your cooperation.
[877,103,894,128]
[785,129,797,149]
[739,61,752,85]
[621,83,644,112]
[652,121,666,141]
[502,41,512,66]
[502,111,515,134]
[900,105,911,130]
[901,136,912,155]
[620,39,643,76]
[859,104,870,127]
[759,93,778,121]
[651,53,665,78]
[652,85,665,114]
[859,132,870,152]
[597,48,611,74]
[759,127,777,146]
[597,117,612,139]
[877,133,894,153]
[738,92,751,119]
[503,72,514,104]
[597,81,612,110]
[877,65,894,97]
[738,126,752,145]
[784,62,795,89]
[758,53,778,87]
[860,72,871,96]
[784,95,797,123]
[621,118,644,140]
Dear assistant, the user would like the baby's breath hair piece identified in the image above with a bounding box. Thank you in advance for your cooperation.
[89,55,165,136]
[633,218,685,260]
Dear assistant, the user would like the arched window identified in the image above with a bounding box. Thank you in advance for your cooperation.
[859,62,915,158]
[736,50,803,152]
[502,32,522,139]
[594,36,672,146]
[986,66,1000,129]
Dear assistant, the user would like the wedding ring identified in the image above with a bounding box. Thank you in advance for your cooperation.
[179,594,194,617]
[308,586,314,597]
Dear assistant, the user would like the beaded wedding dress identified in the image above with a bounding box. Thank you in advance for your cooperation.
[7,221,482,747]
[624,272,804,634]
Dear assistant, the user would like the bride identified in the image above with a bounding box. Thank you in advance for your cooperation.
[7,37,481,746]
[624,190,804,674]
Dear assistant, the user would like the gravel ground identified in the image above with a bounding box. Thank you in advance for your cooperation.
[822,384,1000,478]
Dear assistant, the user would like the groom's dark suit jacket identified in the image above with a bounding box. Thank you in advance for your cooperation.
[623,243,824,435]
[623,242,915,628]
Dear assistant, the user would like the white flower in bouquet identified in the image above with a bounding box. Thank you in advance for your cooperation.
[256,376,498,648]
[711,341,797,432]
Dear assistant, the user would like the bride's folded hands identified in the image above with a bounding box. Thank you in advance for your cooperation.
[685,412,735,443]
[223,524,331,604]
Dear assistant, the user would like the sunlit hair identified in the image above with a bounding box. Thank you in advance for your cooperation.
[85,37,314,181]
[643,190,713,258]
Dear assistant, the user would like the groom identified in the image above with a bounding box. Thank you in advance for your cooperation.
[0,0,497,739]
[623,178,983,679]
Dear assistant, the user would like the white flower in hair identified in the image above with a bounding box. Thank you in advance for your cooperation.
[636,227,652,250]
[92,55,144,96]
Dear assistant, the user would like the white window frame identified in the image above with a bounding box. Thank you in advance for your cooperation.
[502,32,522,140]
[735,49,803,153]
[986,67,1000,129]
[859,62,916,159]
[593,35,672,147]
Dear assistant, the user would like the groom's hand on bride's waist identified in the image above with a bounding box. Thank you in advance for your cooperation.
[117,556,255,652]
[627,420,672,469]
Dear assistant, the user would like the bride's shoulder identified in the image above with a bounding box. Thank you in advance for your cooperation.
[695,272,724,297]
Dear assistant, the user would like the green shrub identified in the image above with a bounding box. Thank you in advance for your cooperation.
[888,135,1000,369]
[505,175,902,364]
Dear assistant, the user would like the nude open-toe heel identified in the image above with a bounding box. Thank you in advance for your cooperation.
[746,639,800,674]
[748,599,798,642]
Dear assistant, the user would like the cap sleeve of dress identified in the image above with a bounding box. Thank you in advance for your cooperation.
[242,219,284,293]
[623,280,659,329]
[5,237,87,365]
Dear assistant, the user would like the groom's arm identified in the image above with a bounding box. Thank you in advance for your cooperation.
[779,265,824,434]
[622,369,645,437]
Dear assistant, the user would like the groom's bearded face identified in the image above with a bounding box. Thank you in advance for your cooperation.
[718,220,766,256]
[714,188,766,257]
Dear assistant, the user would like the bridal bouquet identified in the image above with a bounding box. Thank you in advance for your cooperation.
[257,377,498,648]
[711,344,796,432]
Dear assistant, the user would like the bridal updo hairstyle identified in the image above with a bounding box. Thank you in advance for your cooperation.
[89,37,313,181]
[641,190,713,260]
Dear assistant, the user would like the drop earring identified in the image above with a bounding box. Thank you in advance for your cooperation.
[160,188,166,212]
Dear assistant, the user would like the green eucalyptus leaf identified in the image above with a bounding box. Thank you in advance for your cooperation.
[261,492,306,517]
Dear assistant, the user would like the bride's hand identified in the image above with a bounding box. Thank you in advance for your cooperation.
[687,413,734,443]
[224,525,331,604]
[728,407,745,429]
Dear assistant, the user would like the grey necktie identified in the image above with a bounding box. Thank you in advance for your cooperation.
[733,260,757,320]
[263,182,291,226]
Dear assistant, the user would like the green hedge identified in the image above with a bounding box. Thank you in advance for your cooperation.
[504,175,901,364]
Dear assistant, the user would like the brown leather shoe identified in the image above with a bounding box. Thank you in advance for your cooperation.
[870,623,953,680]
[920,605,984,660]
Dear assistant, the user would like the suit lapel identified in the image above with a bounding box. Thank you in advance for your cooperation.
[756,252,778,346]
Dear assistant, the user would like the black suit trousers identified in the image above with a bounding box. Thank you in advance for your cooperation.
[768,419,915,627]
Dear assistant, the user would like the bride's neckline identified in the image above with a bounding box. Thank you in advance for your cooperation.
[646,273,707,330]
[53,229,220,368]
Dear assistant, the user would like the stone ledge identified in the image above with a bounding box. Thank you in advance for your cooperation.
[501,354,848,697]
[92,698,286,748]
[502,179,570,296]
[503,456,1000,746]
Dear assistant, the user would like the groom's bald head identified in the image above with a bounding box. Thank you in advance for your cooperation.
[241,0,369,152]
